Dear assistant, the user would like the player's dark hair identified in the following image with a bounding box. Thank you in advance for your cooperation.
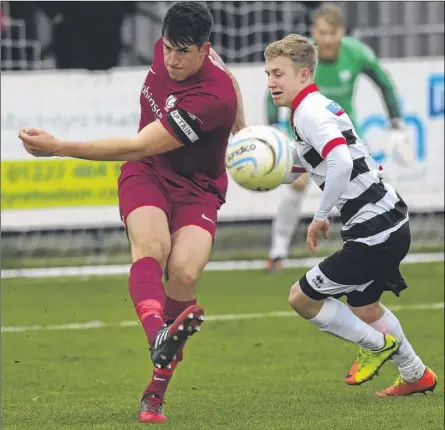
[162,1,214,48]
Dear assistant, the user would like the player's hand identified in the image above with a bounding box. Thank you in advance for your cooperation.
[18,128,61,157]
[307,219,330,253]
[388,123,413,167]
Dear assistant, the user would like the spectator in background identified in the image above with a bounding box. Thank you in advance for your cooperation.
[39,1,134,70]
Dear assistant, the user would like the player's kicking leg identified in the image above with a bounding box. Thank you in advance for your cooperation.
[266,174,309,272]
[346,301,437,396]
[124,200,204,369]
[127,208,206,424]
[139,198,216,423]
[119,166,208,423]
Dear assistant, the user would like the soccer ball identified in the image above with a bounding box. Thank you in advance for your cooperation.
[225,125,293,191]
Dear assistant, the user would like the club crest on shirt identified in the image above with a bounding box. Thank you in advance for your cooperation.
[165,94,177,112]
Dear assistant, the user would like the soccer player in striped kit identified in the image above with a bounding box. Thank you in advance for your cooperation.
[265,3,410,272]
[265,33,437,396]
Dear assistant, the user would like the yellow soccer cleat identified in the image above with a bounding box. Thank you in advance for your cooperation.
[345,334,400,385]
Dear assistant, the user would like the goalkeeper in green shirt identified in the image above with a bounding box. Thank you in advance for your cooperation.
[266,3,409,272]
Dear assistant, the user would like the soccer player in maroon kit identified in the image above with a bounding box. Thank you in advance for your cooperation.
[18,2,245,423]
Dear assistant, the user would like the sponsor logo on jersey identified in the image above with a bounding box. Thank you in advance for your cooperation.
[141,85,162,119]
[326,101,345,117]
[165,94,177,112]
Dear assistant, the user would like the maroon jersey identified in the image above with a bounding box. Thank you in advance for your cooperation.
[138,38,237,204]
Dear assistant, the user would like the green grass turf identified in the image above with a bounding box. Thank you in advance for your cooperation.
[1,262,444,429]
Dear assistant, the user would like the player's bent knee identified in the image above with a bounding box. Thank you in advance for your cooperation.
[166,225,212,293]
[348,301,384,324]
[167,263,201,288]
[289,281,324,319]
[164,263,201,301]
[131,240,171,267]
[288,282,305,311]
[126,205,172,266]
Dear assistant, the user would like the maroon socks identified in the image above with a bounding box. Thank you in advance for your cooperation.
[129,257,166,345]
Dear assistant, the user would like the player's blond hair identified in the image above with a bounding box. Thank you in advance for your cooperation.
[264,34,318,75]
[312,3,345,28]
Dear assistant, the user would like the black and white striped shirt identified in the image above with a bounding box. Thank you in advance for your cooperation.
[289,83,408,246]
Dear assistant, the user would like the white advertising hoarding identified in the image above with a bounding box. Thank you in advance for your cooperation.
[221,58,444,220]
[1,58,443,230]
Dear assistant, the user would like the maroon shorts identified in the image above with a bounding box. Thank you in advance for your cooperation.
[118,161,220,238]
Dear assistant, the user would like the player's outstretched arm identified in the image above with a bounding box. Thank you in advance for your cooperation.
[209,48,246,134]
[18,121,183,161]
[358,41,402,123]
[357,40,412,164]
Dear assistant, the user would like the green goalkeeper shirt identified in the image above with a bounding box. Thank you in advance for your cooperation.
[266,36,402,137]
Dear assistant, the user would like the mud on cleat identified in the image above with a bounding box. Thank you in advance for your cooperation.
[151,304,205,369]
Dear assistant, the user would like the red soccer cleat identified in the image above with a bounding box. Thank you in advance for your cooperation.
[344,360,359,385]
[375,367,438,397]
[138,392,167,423]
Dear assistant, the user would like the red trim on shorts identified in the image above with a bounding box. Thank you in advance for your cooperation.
[321,137,347,159]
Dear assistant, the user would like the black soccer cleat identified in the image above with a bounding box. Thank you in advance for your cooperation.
[150,304,204,369]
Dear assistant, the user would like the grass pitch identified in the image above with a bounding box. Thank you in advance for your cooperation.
[1,262,444,429]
